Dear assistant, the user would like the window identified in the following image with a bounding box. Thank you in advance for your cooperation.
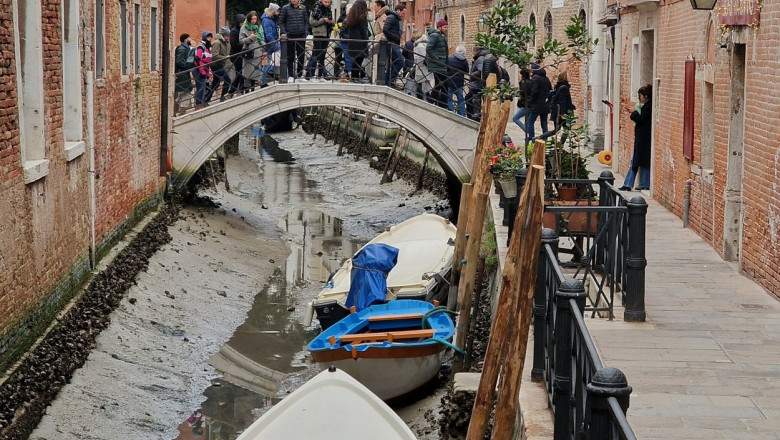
[460,15,465,42]
[96,0,105,77]
[120,0,128,75]
[630,37,640,101]
[544,11,552,42]
[529,13,536,47]
[700,81,714,170]
[12,0,48,182]
[150,7,158,71]
[63,0,84,159]
[133,3,141,72]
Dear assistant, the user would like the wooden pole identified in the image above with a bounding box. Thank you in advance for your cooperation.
[388,130,410,181]
[454,190,489,349]
[416,149,430,191]
[466,163,545,440]
[491,163,545,440]
[381,128,404,183]
[447,183,473,310]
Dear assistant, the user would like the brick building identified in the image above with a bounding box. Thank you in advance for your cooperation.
[0,0,173,371]
[401,0,435,36]
[175,0,226,40]
[603,0,779,294]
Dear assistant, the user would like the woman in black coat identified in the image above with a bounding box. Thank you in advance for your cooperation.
[620,85,652,191]
[550,71,575,129]
[343,0,370,79]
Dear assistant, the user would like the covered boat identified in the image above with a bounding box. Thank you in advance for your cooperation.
[307,213,456,329]
[236,367,417,440]
[307,300,455,400]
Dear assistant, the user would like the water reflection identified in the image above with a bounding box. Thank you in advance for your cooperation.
[176,132,365,440]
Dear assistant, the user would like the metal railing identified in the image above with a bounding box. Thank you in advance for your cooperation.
[507,170,646,321]
[173,37,487,120]
[533,228,638,440]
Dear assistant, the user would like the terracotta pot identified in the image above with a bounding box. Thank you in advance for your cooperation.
[557,186,578,201]
[497,177,518,198]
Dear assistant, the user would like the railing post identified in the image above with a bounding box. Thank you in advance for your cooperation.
[585,367,632,438]
[279,38,289,83]
[596,170,615,268]
[375,40,389,86]
[553,279,586,440]
[624,196,647,322]
[532,228,558,382]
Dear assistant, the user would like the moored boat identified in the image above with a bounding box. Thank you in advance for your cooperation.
[306,213,456,329]
[236,367,417,440]
[307,300,455,400]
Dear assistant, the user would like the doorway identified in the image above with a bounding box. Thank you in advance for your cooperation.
[723,43,746,262]
[639,29,655,190]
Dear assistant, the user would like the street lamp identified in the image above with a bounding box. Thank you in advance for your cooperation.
[690,0,717,10]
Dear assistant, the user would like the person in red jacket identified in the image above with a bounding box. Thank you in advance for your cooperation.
[193,32,214,107]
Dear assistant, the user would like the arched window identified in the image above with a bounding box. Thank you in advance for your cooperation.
[544,11,553,42]
[529,13,536,46]
[460,14,466,42]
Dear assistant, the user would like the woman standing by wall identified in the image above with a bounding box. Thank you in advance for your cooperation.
[620,85,652,191]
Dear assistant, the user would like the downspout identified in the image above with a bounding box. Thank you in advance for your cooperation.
[160,0,172,180]
[86,71,97,268]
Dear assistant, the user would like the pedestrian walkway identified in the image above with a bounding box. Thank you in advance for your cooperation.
[585,168,780,439]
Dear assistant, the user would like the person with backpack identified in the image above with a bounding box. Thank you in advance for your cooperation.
[240,11,265,91]
[382,3,406,85]
[550,70,575,130]
[465,46,488,121]
[306,0,334,79]
[512,68,531,132]
[262,4,281,84]
[446,45,469,116]
[174,33,195,112]
[211,27,234,101]
[193,32,213,108]
[525,63,552,143]
[426,19,449,108]
[279,0,309,79]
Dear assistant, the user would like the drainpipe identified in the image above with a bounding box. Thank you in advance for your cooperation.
[86,71,97,268]
[160,0,172,178]
[682,179,692,228]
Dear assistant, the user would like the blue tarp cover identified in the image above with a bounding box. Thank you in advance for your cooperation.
[344,244,399,311]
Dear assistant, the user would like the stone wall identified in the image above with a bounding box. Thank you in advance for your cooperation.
[0,0,170,372]
[614,0,780,295]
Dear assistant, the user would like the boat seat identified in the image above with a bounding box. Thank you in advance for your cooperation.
[330,329,434,345]
[366,313,424,322]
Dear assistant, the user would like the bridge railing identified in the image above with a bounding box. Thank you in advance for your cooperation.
[534,228,638,440]
[173,38,490,120]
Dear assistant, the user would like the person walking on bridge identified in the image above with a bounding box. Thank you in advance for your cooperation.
[342,0,370,80]
[279,0,309,79]
[382,3,406,86]
[262,4,281,83]
[306,0,334,79]
[193,32,213,108]
[426,19,449,108]
[446,45,469,116]
[211,27,235,101]
[240,11,265,91]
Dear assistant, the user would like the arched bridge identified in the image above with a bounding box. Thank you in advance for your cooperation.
[171,82,480,186]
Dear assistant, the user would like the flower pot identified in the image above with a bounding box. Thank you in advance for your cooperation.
[557,186,578,201]
[497,177,518,198]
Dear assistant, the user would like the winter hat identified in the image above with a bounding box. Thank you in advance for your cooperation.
[219,26,230,36]
[436,19,448,29]
[201,31,213,41]
[268,3,280,12]
[530,62,541,72]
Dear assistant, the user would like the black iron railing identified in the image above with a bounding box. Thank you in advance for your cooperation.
[533,228,638,440]
[173,37,488,120]
[508,170,646,321]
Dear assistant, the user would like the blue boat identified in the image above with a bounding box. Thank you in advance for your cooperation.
[307,300,455,400]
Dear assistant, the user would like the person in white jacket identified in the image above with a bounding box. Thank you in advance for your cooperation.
[406,31,434,100]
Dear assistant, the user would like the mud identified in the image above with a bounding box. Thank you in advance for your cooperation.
[20,123,451,440]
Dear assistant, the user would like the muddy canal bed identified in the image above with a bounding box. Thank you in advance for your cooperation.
[31,128,447,439]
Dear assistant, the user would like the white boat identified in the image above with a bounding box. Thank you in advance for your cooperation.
[306,213,456,329]
[236,367,417,440]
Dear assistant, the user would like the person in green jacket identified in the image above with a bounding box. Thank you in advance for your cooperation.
[174,33,195,113]
[426,19,448,108]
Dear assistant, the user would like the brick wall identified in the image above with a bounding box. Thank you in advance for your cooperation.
[0,0,169,371]
[614,0,780,295]
[175,0,225,41]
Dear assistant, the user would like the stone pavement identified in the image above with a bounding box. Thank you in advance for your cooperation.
[585,164,780,439]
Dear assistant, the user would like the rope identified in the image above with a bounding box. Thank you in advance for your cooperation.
[421,306,464,355]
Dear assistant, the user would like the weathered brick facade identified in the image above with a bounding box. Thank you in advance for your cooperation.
[0,0,171,371]
[610,0,779,295]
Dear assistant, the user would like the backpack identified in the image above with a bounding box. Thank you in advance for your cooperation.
[185,47,196,67]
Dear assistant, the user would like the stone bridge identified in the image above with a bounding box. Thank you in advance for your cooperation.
[171,82,480,186]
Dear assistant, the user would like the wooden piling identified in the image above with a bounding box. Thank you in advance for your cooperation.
[388,130,410,182]
[381,128,404,183]
[447,183,473,310]
[454,190,489,349]
[416,149,430,191]
[466,161,545,440]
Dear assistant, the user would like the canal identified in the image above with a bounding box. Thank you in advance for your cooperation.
[31,125,448,439]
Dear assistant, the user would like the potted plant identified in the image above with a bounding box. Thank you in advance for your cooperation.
[490,147,523,198]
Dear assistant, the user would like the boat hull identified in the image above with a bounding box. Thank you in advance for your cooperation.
[316,352,443,400]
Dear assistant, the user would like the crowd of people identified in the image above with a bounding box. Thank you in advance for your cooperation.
[173,0,574,130]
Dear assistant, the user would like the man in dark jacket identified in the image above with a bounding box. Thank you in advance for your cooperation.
[229,14,245,93]
[426,19,449,108]
[279,0,309,79]
[465,46,488,121]
[512,68,531,132]
[446,45,469,116]
[382,4,406,85]
[174,33,194,113]
[306,0,334,78]
[525,63,552,142]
